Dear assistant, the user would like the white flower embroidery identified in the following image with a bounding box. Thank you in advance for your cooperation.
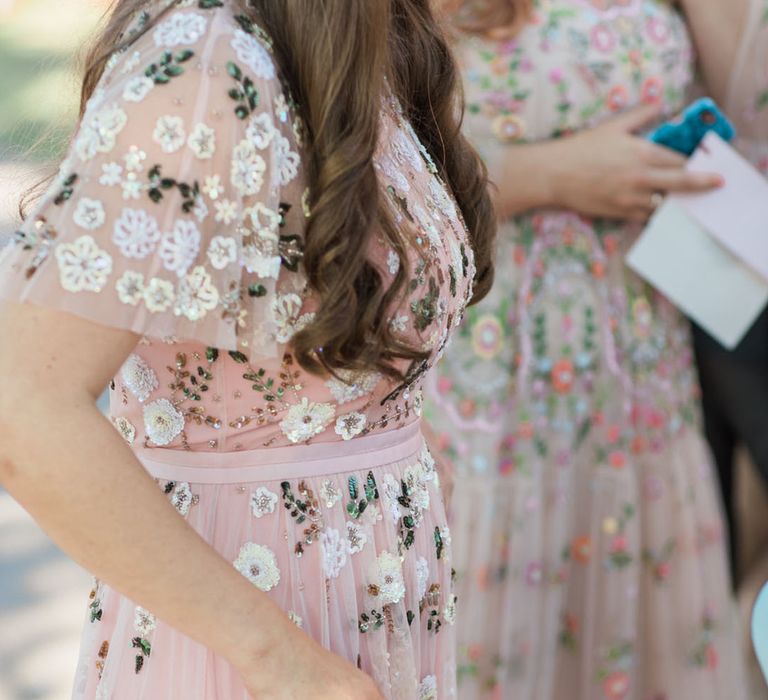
[245,112,276,149]
[418,675,438,700]
[153,114,186,154]
[404,464,430,511]
[230,28,276,79]
[214,198,238,224]
[242,243,281,279]
[382,473,404,524]
[250,487,278,518]
[274,134,300,185]
[153,12,207,47]
[325,370,381,404]
[271,293,314,344]
[134,607,156,637]
[429,178,457,220]
[415,556,430,601]
[121,50,141,74]
[346,521,367,555]
[387,249,400,275]
[192,194,208,223]
[113,208,161,259]
[100,162,123,186]
[120,354,158,403]
[73,198,105,230]
[123,76,154,102]
[116,270,145,306]
[203,174,224,200]
[393,128,424,173]
[320,527,347,579]
[55,235,112,293]
[159,220,201,277]
[121,173,144,200]
[75,104,128,161]
[231,140,266,196]
[206,236,237,270]
[319,480,341,508]
[279,398,335,443]
[374,551,406,605]
[143,398,185,446]
[113,416,136,445]
[390,314,408,333]
[170,482,194,516]
[274,94,289,123]
[234,542,281,591]
[187,122,216,159]
[334,412,366,441]
[174,265,219,321]
[144,277,175,312]
[444,593,458,625]
[124,146,146,172]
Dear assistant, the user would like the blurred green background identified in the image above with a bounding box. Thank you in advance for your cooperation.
[0,5,106,699]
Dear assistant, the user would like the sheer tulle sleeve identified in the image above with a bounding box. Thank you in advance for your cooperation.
[0,6,307,361]
[726,0,768,172]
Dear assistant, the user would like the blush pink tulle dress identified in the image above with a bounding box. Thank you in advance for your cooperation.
[0,4,474,698]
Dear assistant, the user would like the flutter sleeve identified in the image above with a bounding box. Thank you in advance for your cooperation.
[725,0,768,172]
[0,6,307,361]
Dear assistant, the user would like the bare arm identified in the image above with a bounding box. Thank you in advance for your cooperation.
[0,301,381,699]
[677,0,749,106]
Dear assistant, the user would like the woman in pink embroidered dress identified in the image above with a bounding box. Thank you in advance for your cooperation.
[0,1,494,698]
[424,0,754,698]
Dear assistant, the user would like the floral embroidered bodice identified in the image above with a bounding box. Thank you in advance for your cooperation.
[0,1,475,451]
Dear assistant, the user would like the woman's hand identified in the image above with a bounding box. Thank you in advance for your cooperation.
[553,103,723,222]
[239,626,384,700]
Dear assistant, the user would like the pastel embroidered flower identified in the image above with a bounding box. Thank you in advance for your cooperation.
[334,412,367,441]
[55,235,113,293]
[415,556,430,600]
[143,398,185,446]
[187,122,216,159]
[273,134,300,185]
[214,198,238,224]
[230,28,276,80]
[325,370,382,404]
[346,521,367,554]
[374,551,405,605]
[159,220,201,277]
[174,266,219,321]
[73,198,105,230]
[319,479,342,508]
[279,398,336,443]
[245,112,276,149]
[153,115,186,154]
[231,140,266,196]
[153,12,207,47]
[133,607,156,637]
[418,675,438,700]
[250,487,278,518]
[143,277,175,312]
[320,527,348,579]
[100,162,123,186]
[75,104,128,161]
[120,354,158,402]
[206,236,238,270]
[113,208,161,259]
[271,293,314,343]
[112,416,136,445]
[116,270,145,306]
[387,249,400,275]
[123,76,154,103]
[170,482,194,516]
[234,542,281,591]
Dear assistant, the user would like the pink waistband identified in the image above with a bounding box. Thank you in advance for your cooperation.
[136,421,424,484]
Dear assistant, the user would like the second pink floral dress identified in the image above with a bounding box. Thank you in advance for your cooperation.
[0,2,476,698]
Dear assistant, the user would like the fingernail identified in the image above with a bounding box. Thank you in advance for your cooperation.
[714,176,725,186]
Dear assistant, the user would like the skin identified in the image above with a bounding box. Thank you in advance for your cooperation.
[492,103,723,221]
[0,301,383,700]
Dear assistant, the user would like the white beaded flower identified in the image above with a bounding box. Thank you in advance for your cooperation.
[443,593,458,625]
[206,236,238,270]
[334,412,367,441]
[279,398,335,444]
[320,527,348,579]
[153,12,208,47]
[250,487,278,518]
[170,482,194,516]
[73,198,105,230]
[112,416,136,445]
[55,235,113,293]
[134,607,157,637]
[324,370,382,404]
[120,353,158,402]
[346,521,367,555]
[143,277,175,313]
[187,122,216,159]
[418,675,438,700]
[374,551,406,605]
[153,115,186,154]
[174,266,219,321]
[230,28,276,79]
[415,556,430,601]
[234,542,281,591]
[143,398,185,446]
[159,220,201,277]
[75,104,127,161]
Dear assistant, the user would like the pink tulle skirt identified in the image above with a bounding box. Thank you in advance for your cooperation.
[71,422,456,699]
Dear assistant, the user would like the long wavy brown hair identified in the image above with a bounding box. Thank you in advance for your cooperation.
[31,0,495,380]
[440,0,534,36]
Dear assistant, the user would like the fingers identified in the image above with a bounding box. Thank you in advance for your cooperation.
[639,140,688,167]
[609,102,664,134]
[639,168,724,193]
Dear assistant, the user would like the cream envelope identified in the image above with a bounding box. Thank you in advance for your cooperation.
[626,199,768,349]
[677,131,768,281]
